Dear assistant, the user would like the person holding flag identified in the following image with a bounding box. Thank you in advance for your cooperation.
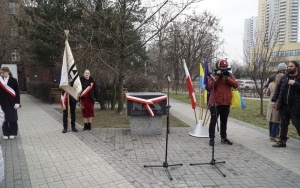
[59,30,82,133]
[61,91,78,133]
[207,59,238,146]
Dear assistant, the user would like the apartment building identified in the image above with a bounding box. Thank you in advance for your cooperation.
[0,0,52,90]
[258,0,299,44]
[243,17,258,63]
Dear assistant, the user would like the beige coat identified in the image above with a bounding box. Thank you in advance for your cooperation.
[266,82,280,123]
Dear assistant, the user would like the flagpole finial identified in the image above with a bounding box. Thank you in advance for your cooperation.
[64,30,69,40]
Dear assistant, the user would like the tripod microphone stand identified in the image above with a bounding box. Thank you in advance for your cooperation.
[190,76,226,177]
[144,75,183,181]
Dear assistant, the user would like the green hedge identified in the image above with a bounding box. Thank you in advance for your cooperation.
[28,81,59,102]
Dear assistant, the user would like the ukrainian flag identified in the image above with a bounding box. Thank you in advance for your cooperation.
[199,63,204,90]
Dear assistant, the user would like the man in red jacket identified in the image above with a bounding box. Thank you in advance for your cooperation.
[208,60,239,146]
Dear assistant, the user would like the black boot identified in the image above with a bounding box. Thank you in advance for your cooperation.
[83,123,88,130]
[272,140,286,147]
[87,123,91,130]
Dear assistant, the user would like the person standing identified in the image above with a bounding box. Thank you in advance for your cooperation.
[272,61,300,147]
[263,62,287,93]
[0,67,20,140]
[0,70,4,128]
[208,60,239,146]
[61,91,78,133]
[80,69,98,130]
[266,73,284,142]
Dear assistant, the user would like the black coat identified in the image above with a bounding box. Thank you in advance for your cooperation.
[0,77,20,121]
[80,77,98,101]
[272,73,300,111]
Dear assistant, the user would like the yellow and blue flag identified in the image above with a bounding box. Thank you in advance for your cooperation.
[203,59,210,104]
[199,63,204,89]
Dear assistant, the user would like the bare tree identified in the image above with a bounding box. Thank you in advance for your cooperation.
[244,19,284,116]
[77,0,202,113]
[0,1,15,63]
[156,11,223,91]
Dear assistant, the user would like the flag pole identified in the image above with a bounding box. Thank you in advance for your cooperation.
[199,89,203,120]
[194,109,198,124]
[64,30,71,132]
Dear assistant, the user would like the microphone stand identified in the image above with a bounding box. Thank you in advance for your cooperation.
[190,77,226,177]
[144,75,183,181]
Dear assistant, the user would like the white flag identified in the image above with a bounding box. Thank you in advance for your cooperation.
[59,40,82,100]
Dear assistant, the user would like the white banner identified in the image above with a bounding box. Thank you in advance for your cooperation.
[59,40,82,100]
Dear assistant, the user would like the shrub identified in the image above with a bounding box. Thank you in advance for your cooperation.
[28,81,58,102]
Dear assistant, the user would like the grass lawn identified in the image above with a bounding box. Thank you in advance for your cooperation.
[167,92,300,140]
[54,108,189,128]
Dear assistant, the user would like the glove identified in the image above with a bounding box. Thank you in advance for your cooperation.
[14,104,20,109]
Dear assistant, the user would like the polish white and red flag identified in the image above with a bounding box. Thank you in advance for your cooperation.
[183,59,197,109]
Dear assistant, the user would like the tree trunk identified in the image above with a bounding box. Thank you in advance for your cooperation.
[116,56,125,113]
[259,86,264,116]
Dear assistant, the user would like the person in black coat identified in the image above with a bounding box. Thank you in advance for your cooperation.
[271,61,300,147]
[60,91,78,133]
[0,67,20,140]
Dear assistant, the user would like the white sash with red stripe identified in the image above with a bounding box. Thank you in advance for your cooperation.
[80,82,94,97]
[0,77,16,97]
[60,92,68,109]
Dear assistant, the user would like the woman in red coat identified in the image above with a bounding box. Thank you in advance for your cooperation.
[80,69,98,130]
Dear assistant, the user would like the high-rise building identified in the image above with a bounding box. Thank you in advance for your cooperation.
[258,0,299,44]
[243,17,257,63]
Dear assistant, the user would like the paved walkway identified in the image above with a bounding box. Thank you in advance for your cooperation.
[0,94,300,188]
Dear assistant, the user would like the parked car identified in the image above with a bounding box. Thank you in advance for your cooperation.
[237,79,256,90]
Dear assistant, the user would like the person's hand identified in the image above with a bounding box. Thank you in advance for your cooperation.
[271,102,276,108]
[263,88,267,94]
[81,105,84,109]
[288,80,295,85]
[14,104,20,109]
[216,70,222,75]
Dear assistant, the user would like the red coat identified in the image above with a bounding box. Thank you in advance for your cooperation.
[208,74,238,106]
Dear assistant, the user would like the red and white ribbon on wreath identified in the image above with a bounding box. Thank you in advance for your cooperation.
[126,95,167,116]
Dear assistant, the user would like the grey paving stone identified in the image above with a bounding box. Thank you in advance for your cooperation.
[1,95,300,188]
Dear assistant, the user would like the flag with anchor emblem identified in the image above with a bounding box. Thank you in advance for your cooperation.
[59,40,82,100]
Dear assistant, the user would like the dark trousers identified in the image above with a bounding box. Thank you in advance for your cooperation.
[2,121,18,136]
[63,101,76,129]
[209,105,230,139]
[279,106,300,141]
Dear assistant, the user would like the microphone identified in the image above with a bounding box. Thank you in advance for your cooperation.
[166,74,171,82]
[209,72,216,81]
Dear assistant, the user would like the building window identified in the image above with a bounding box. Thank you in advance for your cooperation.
[11,28,18,37]
[24,0,38,7]
[9,2,18,15]
[11,50,20,62]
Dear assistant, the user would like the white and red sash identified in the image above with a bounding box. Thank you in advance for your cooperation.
[60,92,68,109]
[80,82,94,97]
[126,95,167,117]
[0,77,16,97]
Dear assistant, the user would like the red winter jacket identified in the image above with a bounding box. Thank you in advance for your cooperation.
[208,74,239,106]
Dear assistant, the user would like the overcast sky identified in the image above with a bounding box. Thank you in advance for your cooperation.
[194,0,258,64]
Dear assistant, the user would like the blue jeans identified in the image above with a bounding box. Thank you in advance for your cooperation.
[269,122,279,137]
